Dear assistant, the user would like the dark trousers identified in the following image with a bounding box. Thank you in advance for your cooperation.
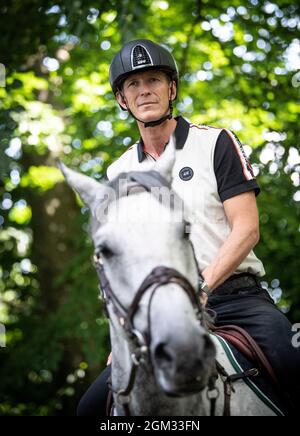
[77,365,111,416]
[77,280,300,416]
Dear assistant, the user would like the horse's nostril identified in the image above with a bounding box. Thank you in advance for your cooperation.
[202,334,215,357]
[154,343,173,365]
[203,334,212,348]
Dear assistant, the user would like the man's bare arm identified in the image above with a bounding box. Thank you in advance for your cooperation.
[201,190,260,292]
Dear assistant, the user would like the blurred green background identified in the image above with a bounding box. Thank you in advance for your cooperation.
[0,0,299,416]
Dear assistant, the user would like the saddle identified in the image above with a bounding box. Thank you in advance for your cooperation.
[209,323,279,386]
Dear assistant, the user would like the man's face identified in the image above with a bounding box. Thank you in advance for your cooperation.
[116,70,176,122]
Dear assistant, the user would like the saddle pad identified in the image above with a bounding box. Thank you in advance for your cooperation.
[209,334,285,416]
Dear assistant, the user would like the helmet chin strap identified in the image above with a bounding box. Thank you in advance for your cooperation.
[137,102,173,128]
[143,103,173,128]
[123,100,173,128]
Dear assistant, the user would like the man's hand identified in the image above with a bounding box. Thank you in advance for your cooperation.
[107,352,112,366]
[200,291,208,307]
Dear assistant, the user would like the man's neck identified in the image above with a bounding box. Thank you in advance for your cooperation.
[138,117,177,159]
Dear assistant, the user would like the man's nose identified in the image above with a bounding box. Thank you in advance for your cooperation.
[139,82,152,96]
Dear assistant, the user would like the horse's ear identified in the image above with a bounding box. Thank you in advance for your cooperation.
[153,134,176,183]
[57,160,110,214]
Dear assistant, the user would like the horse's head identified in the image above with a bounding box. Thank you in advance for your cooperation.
[59,140,215,409]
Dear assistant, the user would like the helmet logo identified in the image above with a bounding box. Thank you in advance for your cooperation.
[131,45,153,70]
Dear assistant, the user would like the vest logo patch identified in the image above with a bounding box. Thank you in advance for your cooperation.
[179,167,194,181]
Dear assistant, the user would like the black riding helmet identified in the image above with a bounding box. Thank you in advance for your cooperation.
[109,39,178,95]
[109,39,179,127]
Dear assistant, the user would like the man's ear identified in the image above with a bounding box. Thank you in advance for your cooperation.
[170,81,177,101]
[116,91,127,110]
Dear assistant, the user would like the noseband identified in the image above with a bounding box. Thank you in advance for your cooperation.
[93,171,204,414]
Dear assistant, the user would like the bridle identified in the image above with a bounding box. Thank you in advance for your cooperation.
[93,170,205,414]
[94,258,205,415]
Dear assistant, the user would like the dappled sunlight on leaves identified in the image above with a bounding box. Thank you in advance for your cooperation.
[20,166,64,192]
[8,204,32,224]
[0,0,299,416]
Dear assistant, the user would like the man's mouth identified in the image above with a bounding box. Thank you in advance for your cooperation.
[138,102,157,107]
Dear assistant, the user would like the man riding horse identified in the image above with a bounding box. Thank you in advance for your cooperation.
[76,39,300,415]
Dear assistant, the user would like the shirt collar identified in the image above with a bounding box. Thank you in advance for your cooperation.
[137,116,190,163]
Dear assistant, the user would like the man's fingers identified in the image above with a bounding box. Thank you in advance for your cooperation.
[107,352,112,365]
[199,292,208,307]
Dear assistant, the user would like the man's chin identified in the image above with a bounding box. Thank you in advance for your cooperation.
[135,108,167,123]
[138,113,160,122]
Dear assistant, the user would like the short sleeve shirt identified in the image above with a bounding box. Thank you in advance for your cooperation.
[107,116,265,277]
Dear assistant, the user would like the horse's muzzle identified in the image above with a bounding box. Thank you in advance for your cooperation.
[152,330,216,396]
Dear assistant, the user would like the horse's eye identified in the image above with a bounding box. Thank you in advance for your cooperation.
[98,244,114,258]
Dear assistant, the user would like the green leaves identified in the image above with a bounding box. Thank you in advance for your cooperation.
[0,0,299,415]
[20,166,64,192]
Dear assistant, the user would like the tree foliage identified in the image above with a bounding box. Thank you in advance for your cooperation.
[0,0,299,415]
